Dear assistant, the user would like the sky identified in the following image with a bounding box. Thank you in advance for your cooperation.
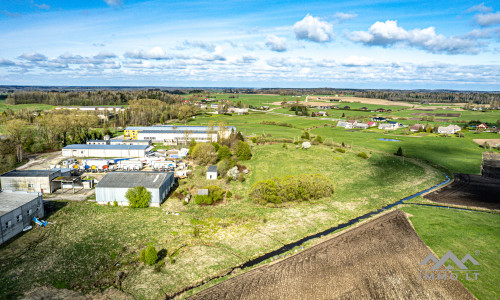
[0,0,500,90]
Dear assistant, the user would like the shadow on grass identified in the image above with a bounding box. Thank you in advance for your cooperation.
[43,200,68,219]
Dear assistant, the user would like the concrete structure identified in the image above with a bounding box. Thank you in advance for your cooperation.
[124,125,236,144]
[207,165,218,180]
[62,144,151,158]
[0,191,44,245]
[0,170,61,194]
[95,172,175,207]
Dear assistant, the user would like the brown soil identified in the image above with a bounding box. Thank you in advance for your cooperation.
[424,173,500,210]
[411,113,461,117]
[472,139,500,147]
[21,286,132,299]
[189,210,475,300]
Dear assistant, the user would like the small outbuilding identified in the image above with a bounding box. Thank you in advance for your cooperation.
[206,166,218,180]
[0,191,44,245]
[95,172,175,207]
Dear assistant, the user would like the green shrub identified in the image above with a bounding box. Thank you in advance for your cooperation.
[236,141,252,161]
[335,148,346,153]
[144,245,158,266]
[395,146,403,156]
[226,190,232,198]
[323,138,334,146]
[238,174,245,182]
[357,152,368,159]
[251,137,257,143]
[113,200,118,207]
[125,186,151,208]
[314,135,323,143]
[194,185,226,205]
[249,174,335,204]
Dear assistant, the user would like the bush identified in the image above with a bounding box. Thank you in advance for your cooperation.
[191,143,217,165]
[125,186,151,208]
[238,173,245,182]
[226,190,232,198]
[236,141,252,161]
[144,245,158,266]
[217,158,236,178]
[217,145,232,161]
[139,249,146,263]
[251,137,257,143]
[395,146,403,156]
[314,135,323,143]
[249,174,335,204]
[324,138,334,146]
[194,185,226,205]
[335,148,346,153]
[113,200,118,207]
[357,152,368,159]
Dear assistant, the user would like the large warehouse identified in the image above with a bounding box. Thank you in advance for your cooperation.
[0,169,62,194]
[95,172,175,207]
[124,125,237,144]
[62,144,152,158]
[0,191,44,245]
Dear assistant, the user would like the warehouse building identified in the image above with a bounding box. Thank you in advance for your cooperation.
[0,169,62,194]
[86,139,152,146]
[62,144,151,158]
[0,191,44,245]
[95,172,175,207]
[124,125,236,144]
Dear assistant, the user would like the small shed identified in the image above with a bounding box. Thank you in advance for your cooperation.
[206,166,218,180]
[198,189,209,196]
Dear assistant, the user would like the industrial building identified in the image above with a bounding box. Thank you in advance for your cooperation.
[0,169,62,194]
[62,144,151,158]
[0,191,44,245]
[86,139,152,146]
[95,172,175,207]
[124,125,237,144]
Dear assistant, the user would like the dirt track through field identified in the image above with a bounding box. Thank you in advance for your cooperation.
[189,210,474,300]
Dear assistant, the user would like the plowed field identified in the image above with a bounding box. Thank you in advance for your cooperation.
[189,210,474,300]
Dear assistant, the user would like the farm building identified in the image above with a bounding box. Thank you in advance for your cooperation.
[207,166,218,180]
[354,123,369,129]
[124,125,236,144]
[0,191,44,245]
[378,123,399,130]
[0,169,62,194]
[95,172,175,207]
[86,140,108,145]
[437,125,461,134]
[227,107,249,114]
[62,144,151,158]
[336,121,353,129]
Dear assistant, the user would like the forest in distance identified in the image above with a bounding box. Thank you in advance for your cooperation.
[1,86,500,105]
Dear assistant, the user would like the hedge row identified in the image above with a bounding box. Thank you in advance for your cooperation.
[249,174,334,204]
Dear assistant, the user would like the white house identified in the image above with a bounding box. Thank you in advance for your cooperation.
[437,125,461,134]
[354,123,369,129]
[378,123,399,130]
[337,121,353,129]
[206,166,217,180]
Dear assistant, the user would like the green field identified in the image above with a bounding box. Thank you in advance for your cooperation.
[401,205,500,300]
[0,144,443,299]
[0,100,54,112]
[184,112,497,174]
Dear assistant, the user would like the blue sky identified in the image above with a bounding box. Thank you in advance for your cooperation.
[1,0,499,90]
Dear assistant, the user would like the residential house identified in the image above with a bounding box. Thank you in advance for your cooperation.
[336,121,352,129]
[477,123,488,130]
[366,121,376,127]
[378,123,399,130]
[343,106,351,110]
[354,123,369,129]
[376,108,386,112]
[360,107,368,111]
[318,111,327,117]
[437,125,461,134]
[410,124,425,132]
[372,117,386,122]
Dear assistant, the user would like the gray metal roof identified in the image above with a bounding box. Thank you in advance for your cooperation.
[139,130,214,134]
[63,144,149,150]
[96,172,174,189]
[207,166,217,173]
[126,125,237,132]
[1,169,58,177]
[0,191,40,217]
[110,139,150,143]
[87,140,107,143]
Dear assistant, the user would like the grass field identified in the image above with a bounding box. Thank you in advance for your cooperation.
[0,100,54,112]
[0,144,443,299]
[184,112,497,174]
[401,205,500,300]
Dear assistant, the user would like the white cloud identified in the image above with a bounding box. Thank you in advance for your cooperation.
[346,20,479,54]
[34,3,50,10]
[104,0,123,7]
[182,40,216,52]
[18,52,47,61]
[474,12,500,27]
[341,56,374,66]
[94,51,117,59]
[293,14,334,43]
[265,35,287,52]
[466,3,493,13]
[124,47,171,60]
[334,12,358,21]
